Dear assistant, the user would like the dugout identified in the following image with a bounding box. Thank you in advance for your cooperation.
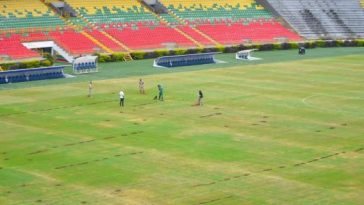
[0,66,65,84]
[73,55,98,74]
[154,52,221,68]
[236,49,261,61]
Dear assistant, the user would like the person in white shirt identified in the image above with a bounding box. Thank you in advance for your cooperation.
[119,90,125,107]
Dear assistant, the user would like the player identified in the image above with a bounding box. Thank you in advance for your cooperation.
[139,78,145,94]
[157,84,164,101]
[196,90,204,106]
[298,46,306,55]
[119,89,125,107]
[88,81,93,97]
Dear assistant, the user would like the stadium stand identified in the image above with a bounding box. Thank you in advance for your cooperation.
[0,0,65,32]
[106,25,195,50]
[4,0,363,61]
[64,0,200,49]
[196,21,301,44]
[265,0,364,39]
[160,0,272,24]
[49,29,102,55]
[0,0,303,57]
[158,0,301,44]
[0,34,41,59]
[65,0,158,26]
[84,29,126,52]
[0,30,107,60]
[177,26,216,46]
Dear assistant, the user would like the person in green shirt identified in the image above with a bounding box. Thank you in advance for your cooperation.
[157,84,164,101]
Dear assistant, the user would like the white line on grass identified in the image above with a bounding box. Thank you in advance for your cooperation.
[301,93,364,115]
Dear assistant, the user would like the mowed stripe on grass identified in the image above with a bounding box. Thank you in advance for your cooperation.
[0,50,364,205]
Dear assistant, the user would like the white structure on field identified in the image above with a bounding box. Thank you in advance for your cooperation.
[73,55,98,74]
[236,49,261,61]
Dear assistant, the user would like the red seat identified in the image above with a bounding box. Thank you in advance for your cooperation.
[177,26,215,46]
[49,30,100,55]
[86,29,126,52]
[106,25,195,50]
[0,35,40,60]
[197,20,301,44]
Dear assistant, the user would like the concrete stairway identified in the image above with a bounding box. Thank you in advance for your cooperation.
[264,0,364,39]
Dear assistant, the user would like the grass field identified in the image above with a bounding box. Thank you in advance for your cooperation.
[0,48,364,205]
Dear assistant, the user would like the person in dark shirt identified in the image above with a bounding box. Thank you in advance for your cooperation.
[157,84,164,101]
[299,46,306,55]
[197,90,203,106]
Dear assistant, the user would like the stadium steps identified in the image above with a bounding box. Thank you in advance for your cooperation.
[265,0,364,39]
[41,0,70,28]
[54,1,91,29]
[123,53,133,61]
[84,29,126,52]
[99,31,133,52]
[43,1,114,54]
[105,26,196,50]
[176,26,218,46]
[256,0,303,39]
[76,12,97,29]
[136,0,203,48]
[173,27,203,48]
[52,42,75,63]
[80,31,113,53]
[157,2,221,46]
[191,27,222,47]
[46,0,132,53]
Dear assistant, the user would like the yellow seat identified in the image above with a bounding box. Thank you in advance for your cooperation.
[66,0,151,15]
[0,0,53,18]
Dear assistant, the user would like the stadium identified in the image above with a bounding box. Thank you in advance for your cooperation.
[0,0,364,204]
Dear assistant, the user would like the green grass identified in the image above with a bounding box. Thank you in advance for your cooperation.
[0,48,364,204]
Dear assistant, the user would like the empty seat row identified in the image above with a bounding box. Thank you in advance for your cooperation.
[0,35,40,59]
[159,0,272,24]
[49,30,101,54]
[106,25,196,50]
[197,21,301,44]
[85,29,125,52]
[0,0,65,30]
[66,0,158,25]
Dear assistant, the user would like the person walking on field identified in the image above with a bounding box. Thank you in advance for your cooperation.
[119,89,125,107]
[157,84,164,101]
[88,81,93,97]
[139,78,145,94]
[196,90,204,106]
